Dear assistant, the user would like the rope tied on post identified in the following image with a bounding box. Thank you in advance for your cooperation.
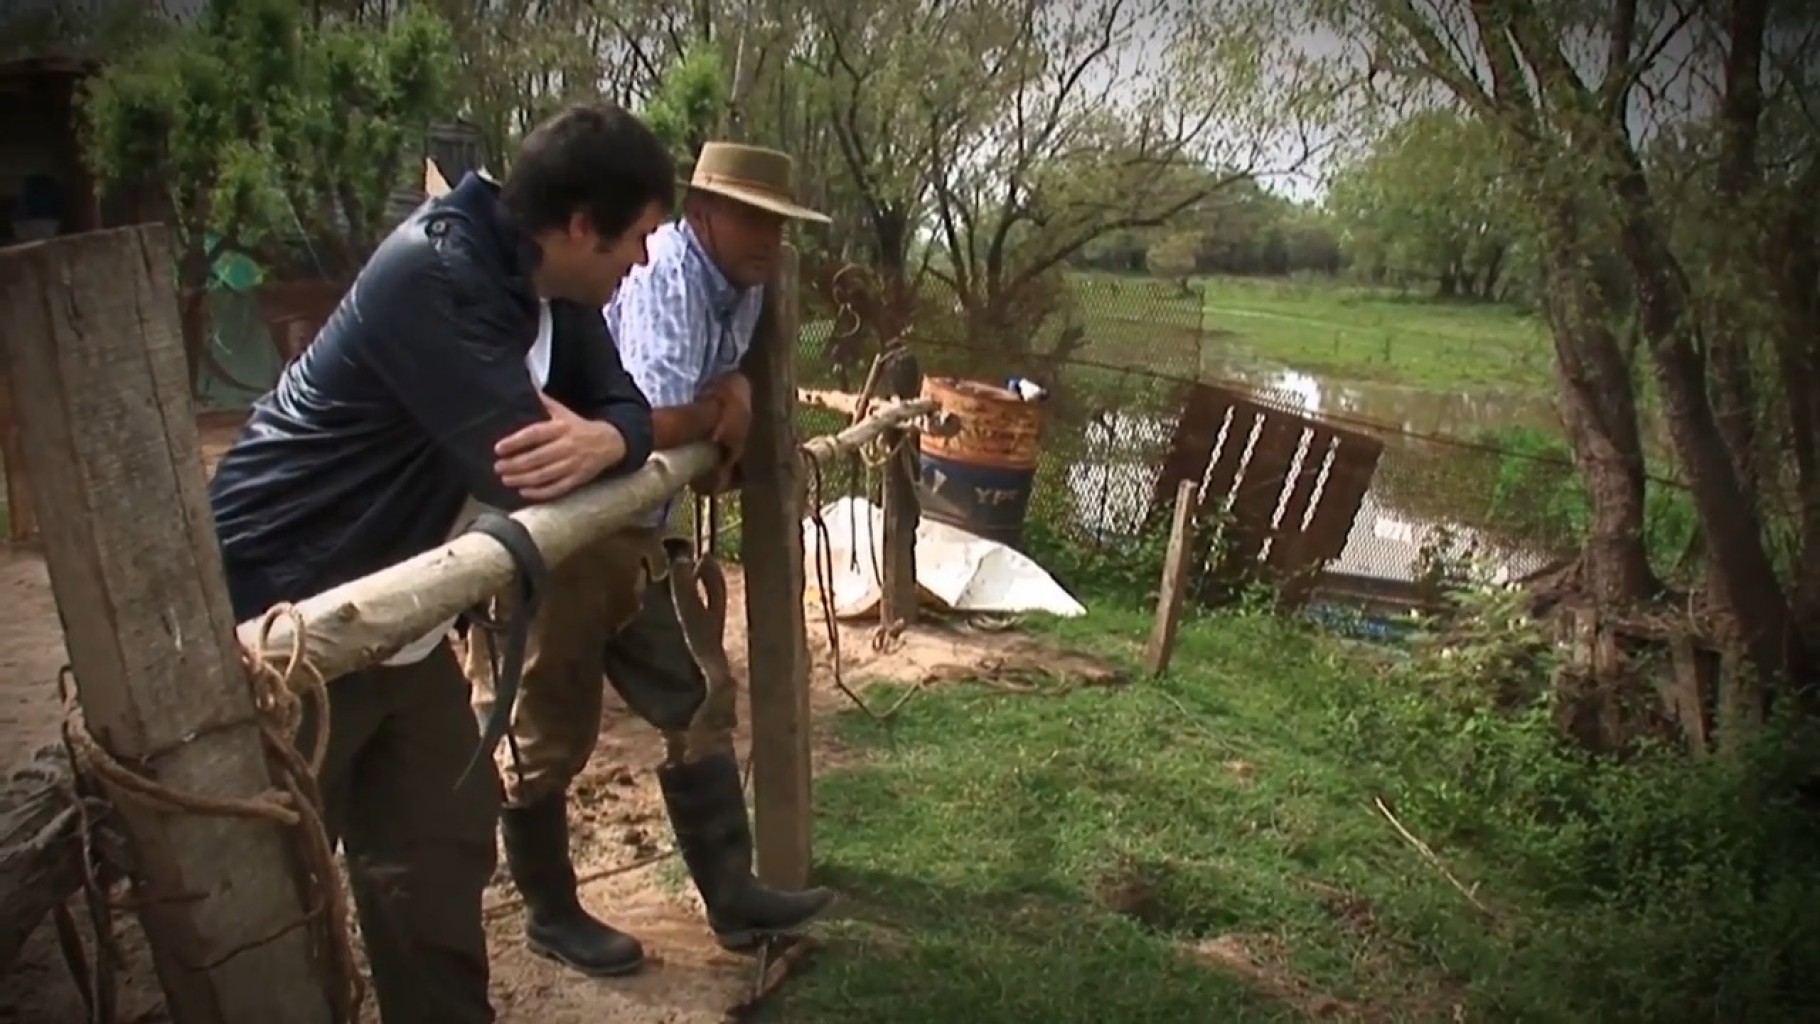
[56,603,364,1022]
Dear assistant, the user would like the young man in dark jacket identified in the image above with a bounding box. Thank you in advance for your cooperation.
[207,102,673,1024]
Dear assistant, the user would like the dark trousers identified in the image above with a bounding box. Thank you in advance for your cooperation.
[306,644,499,1023]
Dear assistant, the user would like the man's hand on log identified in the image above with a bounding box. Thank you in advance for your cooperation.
[494,393,628,501]
[697,372,751,494]
[690,458,742,496]
[704,372,752,455]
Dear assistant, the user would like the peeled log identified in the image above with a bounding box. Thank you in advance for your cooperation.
[799,399,937,464]
[238,443,719,684]
[235,398,937,686]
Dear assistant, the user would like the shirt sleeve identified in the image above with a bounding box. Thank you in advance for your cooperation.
[606,261,712,409]
[568,309,654,475]
[359,246,544,511]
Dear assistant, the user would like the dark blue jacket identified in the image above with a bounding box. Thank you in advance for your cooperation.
[209,173,654,620]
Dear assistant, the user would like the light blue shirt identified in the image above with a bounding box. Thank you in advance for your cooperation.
[605,220,764,526]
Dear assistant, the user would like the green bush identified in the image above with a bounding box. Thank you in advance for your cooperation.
[1316,582,1820,1020]
[1478,425,1698,574]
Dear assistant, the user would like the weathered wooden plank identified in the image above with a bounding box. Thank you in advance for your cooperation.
[0,227,333,1022]
[1265,428,1335,573]
[1201,404,1258,517]
[1144,480,1199,676]
[1303,434,1384,564]
[880,357,921,627]
[1276,430,1385,611]
[1223,413,1303,570]
[739,245,814,888]
[1150,383,1232,513]
[2,373,35,544]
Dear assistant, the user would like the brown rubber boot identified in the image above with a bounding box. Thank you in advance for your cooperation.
[658,751,836,951]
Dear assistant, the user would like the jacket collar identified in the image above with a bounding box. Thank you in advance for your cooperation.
[444,172,543,287]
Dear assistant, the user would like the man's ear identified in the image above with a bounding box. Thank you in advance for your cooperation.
[567,209,596,241]
[424,158,452,198]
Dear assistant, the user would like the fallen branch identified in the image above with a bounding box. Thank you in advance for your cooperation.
[1371,796,1493,917]
[0,746,118,971]
[237,400,941,685]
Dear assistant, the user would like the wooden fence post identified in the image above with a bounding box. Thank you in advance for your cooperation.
[880,357,920,627]
[1,372,35,543]
[0,228,333,1023]
[739,245,814,887]
[1145,479,1199,676]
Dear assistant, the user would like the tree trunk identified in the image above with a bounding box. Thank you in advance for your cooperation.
[1479,245,1505,300]
[1771,184,1820,641]
[1604,147,1807,688]
[1538,223,1656,604]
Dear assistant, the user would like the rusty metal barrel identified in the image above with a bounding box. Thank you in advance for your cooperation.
[916,377,1046,547]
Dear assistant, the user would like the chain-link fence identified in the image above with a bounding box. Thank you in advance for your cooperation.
[743,266,1620,612]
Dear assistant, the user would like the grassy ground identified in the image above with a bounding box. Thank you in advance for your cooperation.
[801,271,1550,414]
[769,608,1458,1023]
[1199,277,1552,391]
[1062,272,1554,392]
[762,583,1820,1023]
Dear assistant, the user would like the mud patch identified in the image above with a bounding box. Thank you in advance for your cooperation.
[1186,932,1361,1020]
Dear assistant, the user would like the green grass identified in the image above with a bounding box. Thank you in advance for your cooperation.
[1196,276,1553,391]
[800,271,1551,404]
[764,600,1820,1023]
[772,609,1425,1022]
[1059,271,1554,391]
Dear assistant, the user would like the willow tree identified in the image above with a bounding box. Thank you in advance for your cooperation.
[644,44,732,165]
[1327,110,1519,298]
[789,0,1343,371]
[1316,0,1818,704]
[82,0,454,395]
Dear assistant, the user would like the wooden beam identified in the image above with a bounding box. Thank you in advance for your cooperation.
[236,399,933,686]
[0,227,333,1022]
[2,372,36,543]
[879,365,921,627]
[1145,479,1199,676]
[798,389,957,441]
[797,399,935,464]
[740,245,814,888]
[245,443,718,680]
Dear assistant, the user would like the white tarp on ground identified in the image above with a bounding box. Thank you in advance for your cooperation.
[801,496,1087,620]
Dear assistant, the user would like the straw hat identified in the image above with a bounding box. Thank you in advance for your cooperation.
[686,142,830,224]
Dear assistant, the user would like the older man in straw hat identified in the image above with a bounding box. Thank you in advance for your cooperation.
[464,142,834,979]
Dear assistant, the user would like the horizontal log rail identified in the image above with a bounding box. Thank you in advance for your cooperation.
[235,398,938,684]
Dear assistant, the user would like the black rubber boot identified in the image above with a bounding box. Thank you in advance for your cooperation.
[659,751,836,952]
[501,794,646,976]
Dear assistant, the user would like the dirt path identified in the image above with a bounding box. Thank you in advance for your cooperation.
[0,549,1071,1022]
[0,550,66,780]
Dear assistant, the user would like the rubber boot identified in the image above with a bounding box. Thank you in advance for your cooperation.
[500,794,646,976]
[659,751,837,952]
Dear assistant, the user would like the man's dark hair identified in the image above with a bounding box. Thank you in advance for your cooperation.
[502,102,676,238]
